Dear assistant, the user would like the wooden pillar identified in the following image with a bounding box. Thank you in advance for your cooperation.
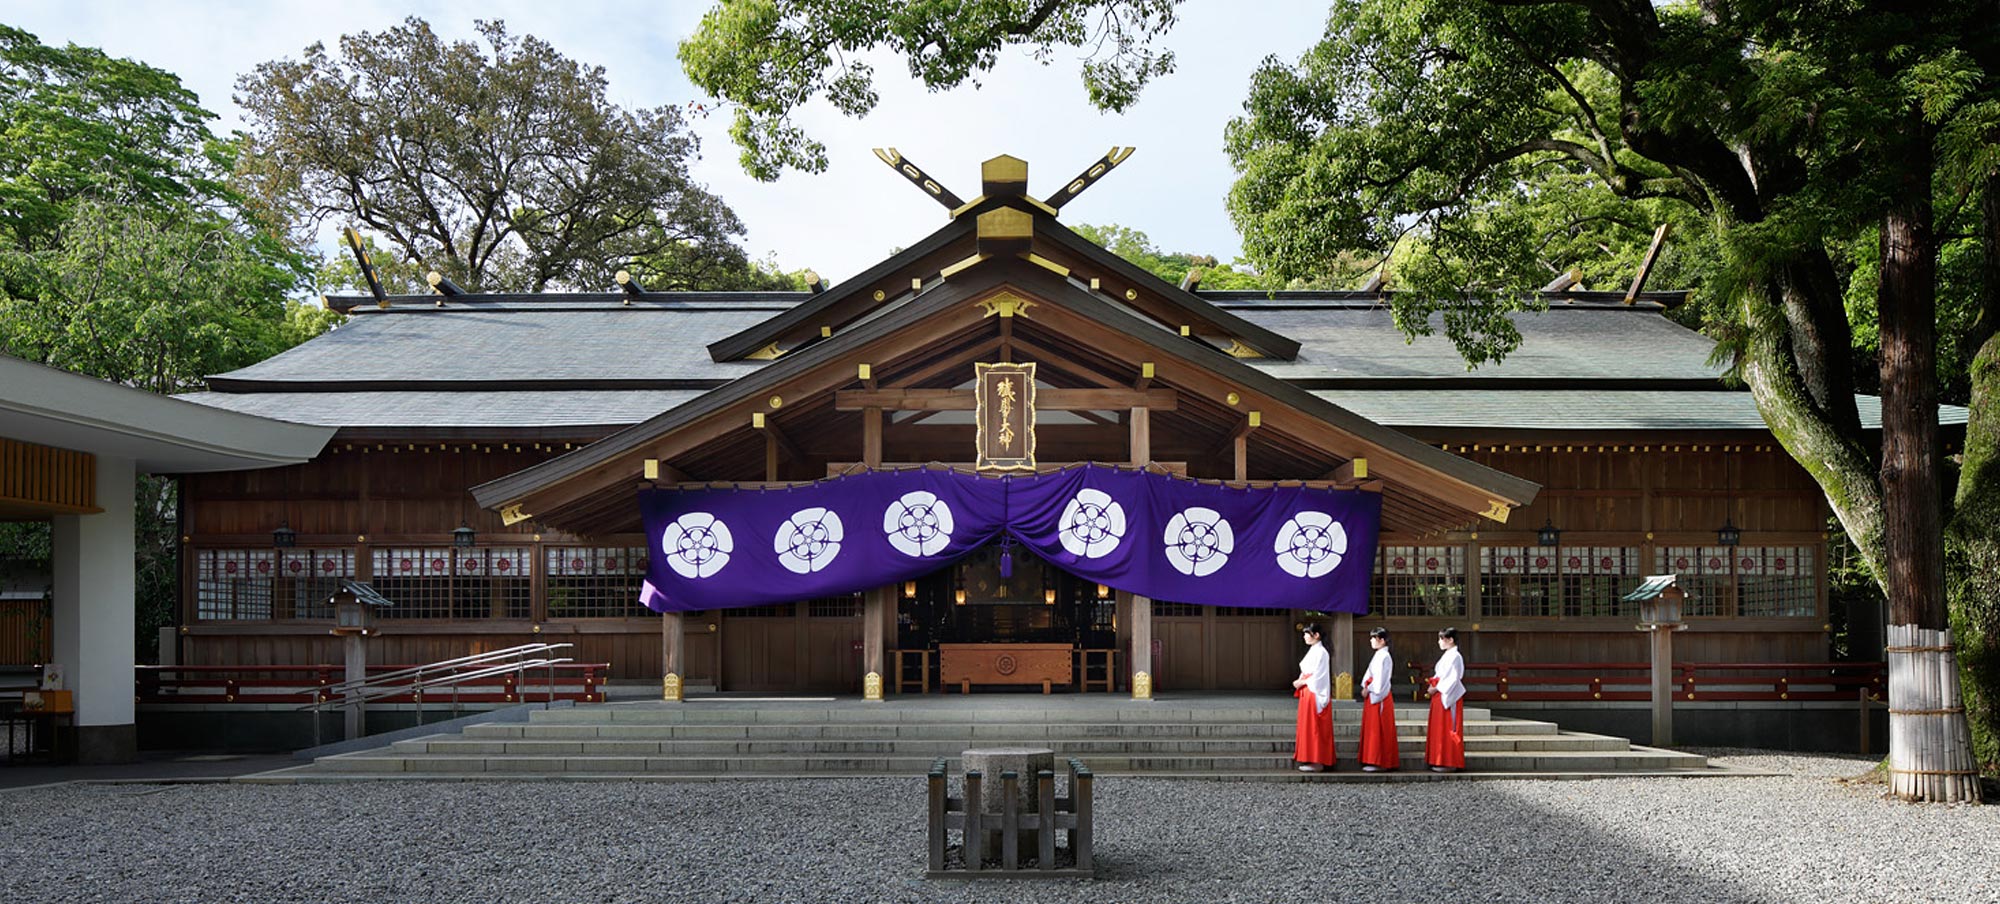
[662,611,685,701]
[1649,622,1673,745]
[1128,407,1150,465]
[1330,611,1355,701]
[863,586,888,700]
[764,432,780,481]
[1129,593,1153,700]
[863,407,883,468]
[1232,434,1248,482]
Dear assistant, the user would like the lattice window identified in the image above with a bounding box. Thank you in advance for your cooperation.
[808,594,861,618]
[369,547,528,619]
[729,604,795,618]
[1373,546,1466,616]
[546,547,649,618]
[1737,547,1816,617]
[1086,600,1116,632]
[1152,601,1202,617]
[1478,546,1558,617]
[195,549,275,620]
[1214,606,1280,617]
[1662,547,1733,617]
[1560,547,1641,618]
[276,549,354,619]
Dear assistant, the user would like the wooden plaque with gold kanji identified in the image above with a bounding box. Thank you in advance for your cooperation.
[974,362,1036,471]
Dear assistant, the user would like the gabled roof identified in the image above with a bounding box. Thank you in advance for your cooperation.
[699,199,1302,363]
[470,259,1539,536]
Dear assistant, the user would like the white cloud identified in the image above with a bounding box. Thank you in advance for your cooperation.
[8,0,1327,284]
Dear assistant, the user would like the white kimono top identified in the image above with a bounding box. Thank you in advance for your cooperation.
[1362,647,1394,705]
[1433,646,1465,709]
[1298,643,1331,712]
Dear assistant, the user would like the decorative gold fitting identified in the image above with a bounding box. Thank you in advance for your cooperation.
[746,342,786,360]
[500,504,532,526]
[1225,392,1241,407]
[863,671,884,701]
[663,673,684,702]
[643,459,660,480]
[873,289,886,301]
[1334,672,1353,700]
[1132,671,1153,700]
[1124,289,1138,301]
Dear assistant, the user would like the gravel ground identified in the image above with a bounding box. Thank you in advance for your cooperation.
[1,751,1993,904]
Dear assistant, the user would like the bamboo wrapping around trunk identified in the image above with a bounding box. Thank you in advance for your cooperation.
[1886,624,1983,803]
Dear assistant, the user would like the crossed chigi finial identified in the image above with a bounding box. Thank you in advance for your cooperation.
[871,147,1135,217]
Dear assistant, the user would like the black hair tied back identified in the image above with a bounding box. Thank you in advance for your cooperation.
[1437,627,1457,642]
[1369,627,1389,641]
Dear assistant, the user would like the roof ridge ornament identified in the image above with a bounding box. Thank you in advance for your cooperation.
[1046,147,1134,211]
[872,148,966,211]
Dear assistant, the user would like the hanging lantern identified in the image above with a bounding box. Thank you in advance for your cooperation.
[271,520,297,549]
[453,521,477,549]
[1537,518,1561,547]
[1717,517,1741,547]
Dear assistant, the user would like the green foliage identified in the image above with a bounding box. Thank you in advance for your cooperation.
[1069,222,1270,290]
[679,1,1180,180]
[237,17,761,292]
[0,27,341,664]
[0,25,225,252]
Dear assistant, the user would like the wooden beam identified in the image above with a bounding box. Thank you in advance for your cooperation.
[1133,361,1154,391]
[1234,434,1248,482]
[754,414,804,466]
[1624,223,1673,304]
[1327,457,1369,483]
[1541,269,1581,293]
[764,431,779,481]
[872,147,966,210]
[835,387,1177,411]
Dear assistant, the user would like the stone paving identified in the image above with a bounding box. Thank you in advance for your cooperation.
[0,750,1992,903]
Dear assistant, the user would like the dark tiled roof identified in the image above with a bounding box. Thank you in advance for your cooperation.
[1317,390,1969,431]
[207,305,776,389]
[1237,305,1722,385]
[172,389,703,428]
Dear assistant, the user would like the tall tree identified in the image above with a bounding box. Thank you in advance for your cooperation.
[238,17,758,293]
[680,0,1182,180]
[1222,1,1996,796]
[0,28,338,662]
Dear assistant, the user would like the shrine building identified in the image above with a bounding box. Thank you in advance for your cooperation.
[165,150,1943,704]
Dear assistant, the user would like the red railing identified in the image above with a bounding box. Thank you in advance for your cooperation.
[136,663,610,706]
[1404,661,1886,704]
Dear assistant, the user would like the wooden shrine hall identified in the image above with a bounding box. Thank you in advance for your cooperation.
[163,149,1934,702]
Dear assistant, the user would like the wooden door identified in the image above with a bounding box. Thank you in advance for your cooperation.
[721,604,801,691]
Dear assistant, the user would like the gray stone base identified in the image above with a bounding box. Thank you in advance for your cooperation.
[1487,701,1886,754]
[73,724,138,764]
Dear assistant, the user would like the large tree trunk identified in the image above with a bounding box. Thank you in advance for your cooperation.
[1946,177,2000,776]
[1739,281,1887,584]
[1879,127,1982,802]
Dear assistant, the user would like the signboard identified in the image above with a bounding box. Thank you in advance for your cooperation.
[974,361,1036,471]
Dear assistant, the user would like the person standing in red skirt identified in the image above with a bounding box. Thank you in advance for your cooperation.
[1358,627,1399,772]
[1426,626,1467,772]
[1291,623,1336,772]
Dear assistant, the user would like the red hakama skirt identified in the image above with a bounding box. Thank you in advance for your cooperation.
[1425,694,1466,769]
[1358,696,1399,769]
[1294,689,1336,766]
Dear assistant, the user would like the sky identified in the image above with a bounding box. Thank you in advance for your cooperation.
[7,1,1332,285]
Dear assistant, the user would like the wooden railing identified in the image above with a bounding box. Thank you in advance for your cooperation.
[1419,661,1886,703]
[136,662,609,706]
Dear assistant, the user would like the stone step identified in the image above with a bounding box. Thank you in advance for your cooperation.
[388,732,1627,758]
[521,704,1496,726]
[466,718,1551,741]
[316,744,1704,775]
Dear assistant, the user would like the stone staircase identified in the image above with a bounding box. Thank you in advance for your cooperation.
[252,695,1712,781]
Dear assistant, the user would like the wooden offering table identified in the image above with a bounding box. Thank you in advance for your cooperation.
[939,643,1074,694]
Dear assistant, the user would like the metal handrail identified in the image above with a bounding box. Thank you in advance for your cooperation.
[317,643,573,696]
[304,643,577,746]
